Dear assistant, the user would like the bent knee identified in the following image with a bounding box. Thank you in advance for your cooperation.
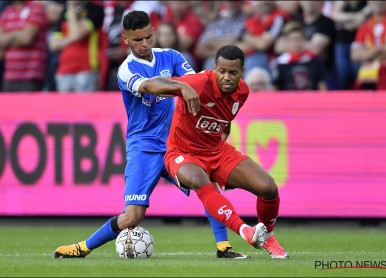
[259,176,278,199]
[187,174,210,191]
[119,208,145,228]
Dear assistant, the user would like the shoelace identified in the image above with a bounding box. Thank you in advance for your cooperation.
[65,243,85,256]
[224,247,244,256]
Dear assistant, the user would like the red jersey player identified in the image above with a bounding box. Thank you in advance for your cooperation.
[164,45,288,259]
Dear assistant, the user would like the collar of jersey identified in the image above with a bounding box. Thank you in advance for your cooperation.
[129,49,156,67]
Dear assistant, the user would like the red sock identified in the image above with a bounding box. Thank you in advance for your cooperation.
[256,196,280,232]
[197,184,245,234]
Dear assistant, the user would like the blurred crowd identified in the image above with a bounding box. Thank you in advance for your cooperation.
[1,0,385,93]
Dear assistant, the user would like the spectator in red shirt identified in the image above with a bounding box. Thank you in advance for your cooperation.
[0,0,48,92]
[48,0,104,92]
[161,1,204,68]
[238,1,291,79]
[0,0,12,90]
[351,1,386,90]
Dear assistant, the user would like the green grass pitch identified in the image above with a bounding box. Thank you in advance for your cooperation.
[0,219,385,277]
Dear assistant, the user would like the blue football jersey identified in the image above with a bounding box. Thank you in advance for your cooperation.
[117,48,195,152]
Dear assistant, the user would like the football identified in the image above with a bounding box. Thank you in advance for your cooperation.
[115,226,154,259]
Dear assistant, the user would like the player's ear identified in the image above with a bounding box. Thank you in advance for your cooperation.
[121,33,128,45]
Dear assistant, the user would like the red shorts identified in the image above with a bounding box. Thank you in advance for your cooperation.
[164,142,249,190]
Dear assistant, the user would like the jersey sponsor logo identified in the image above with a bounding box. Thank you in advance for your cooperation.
[182,61,192,71]
[232,102,240,115]
[142,97,151,106]
[160,70,171,77]
[156,96,167,101]
[127,73,143,93]
[205,102,215,107]
[218,205,232,220]
[175,155,184,164]
[196,116,229,134]
[142,96,168,106]
[125,194,147,202]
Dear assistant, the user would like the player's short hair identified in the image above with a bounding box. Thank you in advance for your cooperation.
[122,11,151,31]
[215,45,245,67]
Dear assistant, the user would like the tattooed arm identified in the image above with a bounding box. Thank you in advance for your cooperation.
[139,76,187,96]
[139,76,200,115]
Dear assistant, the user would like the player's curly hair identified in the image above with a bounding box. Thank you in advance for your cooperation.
[215,45,245,67]
[122,11,151,31]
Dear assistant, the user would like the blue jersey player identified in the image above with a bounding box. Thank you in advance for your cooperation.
[54,10,247,259]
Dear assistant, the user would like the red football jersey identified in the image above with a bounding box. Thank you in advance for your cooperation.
[0,1,48,81]
[354,16,386,90]
[167,70,249,154]
[354,16,386,48]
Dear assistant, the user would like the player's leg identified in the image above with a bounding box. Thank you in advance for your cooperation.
[182,163,266,249]
[53,150,163,258]
[84,204,147,249]
[205,183,249,259]
[224,157,288,258]
[53,208,147,259]
[204,208,250,259]
[165,151,266,249]
[163,169,248,258]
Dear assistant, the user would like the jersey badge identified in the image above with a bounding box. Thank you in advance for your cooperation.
[160,70,171,77]
[232,102,240,115]
[175,155,184,164]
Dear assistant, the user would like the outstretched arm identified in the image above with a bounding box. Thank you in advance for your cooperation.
[139,77,201,115]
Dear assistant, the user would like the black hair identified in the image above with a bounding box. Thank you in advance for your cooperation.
[122,11,151,31]
[215,45,245,67]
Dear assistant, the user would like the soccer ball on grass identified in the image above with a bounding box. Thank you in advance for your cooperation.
[115,226,154,259]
